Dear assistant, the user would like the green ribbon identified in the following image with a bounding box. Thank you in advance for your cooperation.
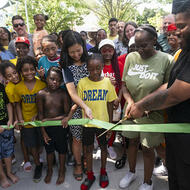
[2,119,190,133]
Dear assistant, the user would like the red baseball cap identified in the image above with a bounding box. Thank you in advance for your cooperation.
[167,24,177,32]
[15,37,30,46]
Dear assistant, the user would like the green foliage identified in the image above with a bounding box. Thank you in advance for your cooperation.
[15,0,89,33]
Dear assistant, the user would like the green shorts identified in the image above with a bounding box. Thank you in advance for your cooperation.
[122,113,164,148]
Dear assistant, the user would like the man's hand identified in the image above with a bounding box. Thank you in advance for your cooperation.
[62,117,69,128]
[124,101,134,118]
[42,132,51,145]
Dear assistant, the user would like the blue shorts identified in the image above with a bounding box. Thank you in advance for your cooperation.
[0,129,14,159]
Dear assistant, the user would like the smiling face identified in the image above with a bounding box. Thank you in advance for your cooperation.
[47,70,62,90]
[125,24,136,40]
[34,15,46,30]
[68,43,83,62]
[0,28,9,41]
[109,21,118,35]
[100,45,114,61]
[5,67,20,84]
[175,12,190,50]
[21,63,36,81]
[87,59,103,82]
[13,19,27,37]
[16,43,29,57]
[167,30,179,50]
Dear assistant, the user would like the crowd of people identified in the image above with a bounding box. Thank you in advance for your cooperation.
[0,1,190,190]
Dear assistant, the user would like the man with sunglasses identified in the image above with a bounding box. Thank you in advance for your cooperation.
[8,15,34,57]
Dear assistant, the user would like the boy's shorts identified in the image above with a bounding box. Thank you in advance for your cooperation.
[21,127,43,148]
[44,126,68,154]
[0,129,14,159]
[82,127,107,146]
[122,120,164,148]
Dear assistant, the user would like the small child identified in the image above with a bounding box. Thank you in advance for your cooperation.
[77,53,117,189]
[33,14,48,59]
[36,66,72,185]
[0,83,19,188]
[0,61,32,172]
[37,35,60,80]
[14,56,46,182]
[10,37,30,65]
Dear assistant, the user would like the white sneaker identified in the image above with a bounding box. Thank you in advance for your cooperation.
[138,183,153,190]
[153,163,168,176]
[107,146,117,159]
[119,171,136,188]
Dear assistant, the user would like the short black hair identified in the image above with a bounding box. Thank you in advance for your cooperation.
[86,53,104,66]
[33,14,48,21]
[176,0,190,16]
[16,56,38,74]
[0,60,17,78]
[41,35,57,46]
[80,31,87,36]
[46,66,63,81]
[12,15,24,24]
[108,18,118,24]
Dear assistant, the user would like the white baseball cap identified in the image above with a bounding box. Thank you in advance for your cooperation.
[98,39,115,50]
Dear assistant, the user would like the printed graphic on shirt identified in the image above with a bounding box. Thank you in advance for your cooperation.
[83,89,108,101]
[104,72,115,79]
[128,64,159,80]
[0,92,7,120]
[21,93,37,103]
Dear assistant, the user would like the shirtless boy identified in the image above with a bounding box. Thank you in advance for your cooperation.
[36,66,72,185]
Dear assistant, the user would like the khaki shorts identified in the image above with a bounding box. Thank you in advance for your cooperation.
[122,118,164,148]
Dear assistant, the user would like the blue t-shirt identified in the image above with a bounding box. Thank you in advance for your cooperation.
[38,56,60,77]
[0,50,15,61]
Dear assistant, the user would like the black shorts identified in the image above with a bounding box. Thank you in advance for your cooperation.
[21,127,43,148]
[82,127,107,146]
[44,126,68,154]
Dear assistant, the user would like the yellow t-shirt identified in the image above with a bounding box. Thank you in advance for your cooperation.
[108,34,118,41]
[77,77,117,127]
[5,82,16,103]
[14,78,46,128]
[10,57,17,65]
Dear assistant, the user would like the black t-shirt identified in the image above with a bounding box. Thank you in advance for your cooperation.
[62,67,74,84]
[0,83,9,125]
[167,49,190,123]
[88,46,99,54]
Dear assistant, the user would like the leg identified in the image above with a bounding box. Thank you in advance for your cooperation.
[44,152,54,184]
[0,160,11,188]
[4,157,19,184]
[30,147,40,166]
[100,145,107,169]
[128,138,140,173]
[20,136,30,163]
[142,146,155,184]
[72,137,83,178]
[86,144,94,173]
[56,154,66,185]
[155,144,166,165]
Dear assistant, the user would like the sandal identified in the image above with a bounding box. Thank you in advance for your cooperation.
[81,176,96,190]
[99,172,109,188]
[73,163,83,181]
[23,161,32,172]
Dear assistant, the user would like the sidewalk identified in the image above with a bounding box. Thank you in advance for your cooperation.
[6,132,169,190]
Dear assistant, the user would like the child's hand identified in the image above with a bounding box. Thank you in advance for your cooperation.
[113,98,120,110]
[106,131,112,140]
[0,126,4,133]
[43,133,51,145]
[62,117,69,128]
[84,106,93,119]
[32,114,37,121]
[7,120,13,128]
[109,77,116,86]
[36,66,45,78]
[15,120,24,130]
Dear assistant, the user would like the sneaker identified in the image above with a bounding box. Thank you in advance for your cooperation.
[107,146,117,159]
[138,182,153,190]
[153,163,168,176]
[33,163,43,183]
[119,171,136,188]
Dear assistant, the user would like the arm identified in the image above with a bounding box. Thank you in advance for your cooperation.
[7,103,13,127]
[122,82,134,117]
[66,82,93,119]
[130,80,190,118]
[107,101,114,123]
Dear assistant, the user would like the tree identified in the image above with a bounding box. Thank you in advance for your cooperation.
[15,0,89,33]
[79,0,142,30]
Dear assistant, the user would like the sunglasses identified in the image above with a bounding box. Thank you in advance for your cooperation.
[13,23,25,28]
